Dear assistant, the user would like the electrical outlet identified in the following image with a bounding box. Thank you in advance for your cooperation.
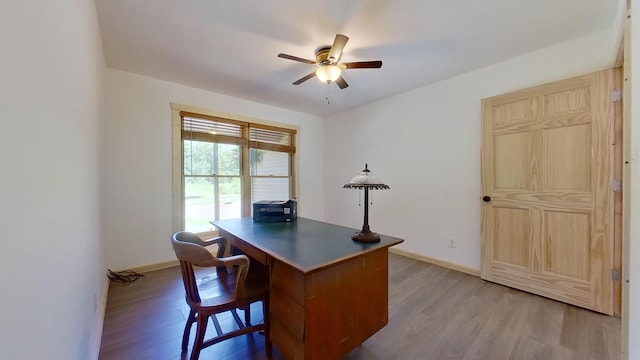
[448,239,457,248]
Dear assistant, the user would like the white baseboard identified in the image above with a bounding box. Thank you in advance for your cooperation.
[389,248,481,277]
[128,259,180,273]
[92,278,110,360]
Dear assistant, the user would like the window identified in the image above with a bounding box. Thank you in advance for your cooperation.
[184,142,241,232]
[178,111,296,234]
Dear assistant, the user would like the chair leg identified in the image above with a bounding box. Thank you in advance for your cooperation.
[182,309,197,352]
[244,305,252,326]
[191,314,209,360]
[263,297,272,359]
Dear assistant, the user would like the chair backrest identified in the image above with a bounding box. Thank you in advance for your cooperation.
[172,231,224,267]
[172,232,222,304]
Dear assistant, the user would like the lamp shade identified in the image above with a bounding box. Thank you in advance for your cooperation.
[316,65,341,83]
[343,164,390,190]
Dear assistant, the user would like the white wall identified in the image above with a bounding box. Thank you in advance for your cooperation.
[324,30,616,270]
[0,1,106,359]
[103,69,325,270]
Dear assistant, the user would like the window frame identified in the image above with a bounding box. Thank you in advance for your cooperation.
[171,104,299,237]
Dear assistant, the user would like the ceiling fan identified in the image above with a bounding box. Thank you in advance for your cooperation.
[277,34,382,89]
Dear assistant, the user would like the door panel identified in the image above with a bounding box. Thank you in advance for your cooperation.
[544,211,591,280]
[494,207,531,268]
[543,124,592,191]
[494,132,530,189]
[481,69,615,314]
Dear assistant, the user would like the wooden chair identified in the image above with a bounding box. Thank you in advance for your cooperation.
[171,231,272,360]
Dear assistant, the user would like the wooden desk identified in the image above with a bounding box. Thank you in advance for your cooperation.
[211,217,403,360]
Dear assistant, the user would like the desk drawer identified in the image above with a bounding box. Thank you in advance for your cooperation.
[228,236,267,265]
[272,261,305,304]
[271,317,304,360]
[271,287,304,340]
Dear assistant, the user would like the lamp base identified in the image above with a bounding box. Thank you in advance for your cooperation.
[352,230,381,243]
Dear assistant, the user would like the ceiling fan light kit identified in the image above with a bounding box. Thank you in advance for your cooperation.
[315,65,341,83]
[278,33,382,89]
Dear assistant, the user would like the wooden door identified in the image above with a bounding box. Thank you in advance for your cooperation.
[481,69,616,315]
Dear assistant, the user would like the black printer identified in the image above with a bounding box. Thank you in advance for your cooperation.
[253,200,297,222]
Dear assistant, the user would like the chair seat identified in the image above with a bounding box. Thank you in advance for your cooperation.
[195,266,269,309]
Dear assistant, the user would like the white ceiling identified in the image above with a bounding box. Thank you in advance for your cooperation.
[95,0,620,117]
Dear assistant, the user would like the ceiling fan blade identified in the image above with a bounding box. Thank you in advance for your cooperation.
[328,34,349,63]
[292,72,317,85]
[278,53,316,65]
[335,76,349,89]
[342,60,383,69]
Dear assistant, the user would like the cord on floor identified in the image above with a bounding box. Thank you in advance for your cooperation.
[107,269,145,283]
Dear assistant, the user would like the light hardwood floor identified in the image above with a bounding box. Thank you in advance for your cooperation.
[99,253,621,360]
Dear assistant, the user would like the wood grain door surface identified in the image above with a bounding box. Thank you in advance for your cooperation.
[481,69,615,315]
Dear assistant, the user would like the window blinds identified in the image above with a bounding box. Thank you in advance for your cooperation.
[181,111,296,153]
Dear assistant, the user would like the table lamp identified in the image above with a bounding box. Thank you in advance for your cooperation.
[343,164,390,242]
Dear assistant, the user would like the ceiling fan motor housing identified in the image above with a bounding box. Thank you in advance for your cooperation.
[315,46,334,64]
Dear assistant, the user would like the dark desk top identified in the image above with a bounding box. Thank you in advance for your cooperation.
[211,217,404,274]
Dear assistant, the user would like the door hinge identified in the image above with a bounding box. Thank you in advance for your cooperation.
[612,90,622,102]
[612,179,622,192]
[612,269,621,281]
